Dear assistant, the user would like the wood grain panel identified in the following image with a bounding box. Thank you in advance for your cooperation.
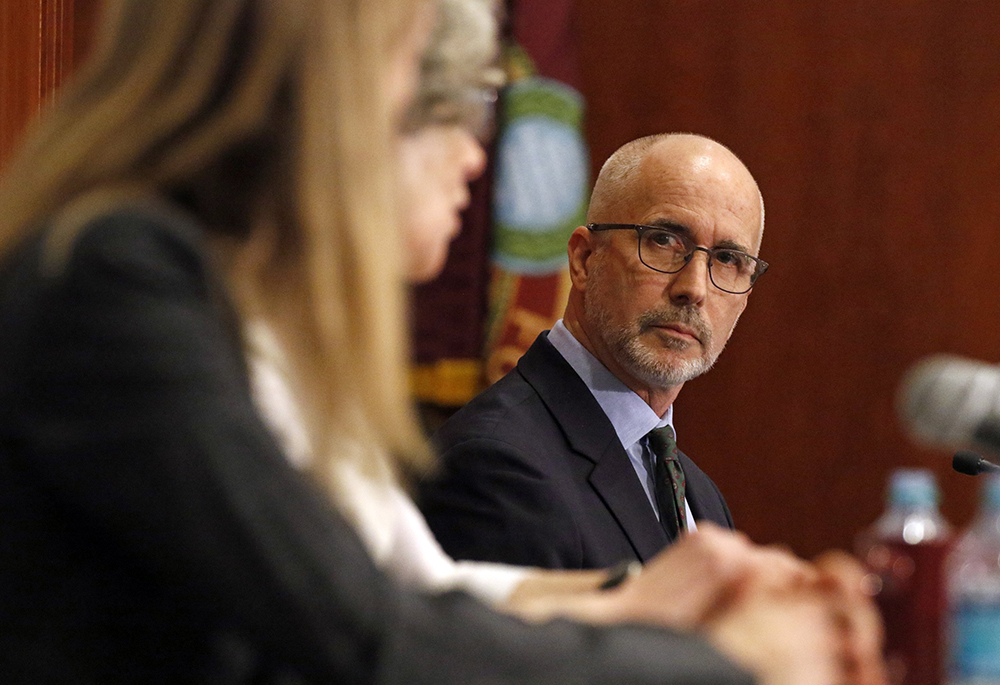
[1,0,45,168]
[0,0,100,170]
[576,0,1000,556]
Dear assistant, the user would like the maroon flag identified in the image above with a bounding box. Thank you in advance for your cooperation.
[484,0,589,383]
[411,0,589,405]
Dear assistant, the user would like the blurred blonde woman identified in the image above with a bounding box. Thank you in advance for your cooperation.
[250,0,530,605]
[0,0,815,683]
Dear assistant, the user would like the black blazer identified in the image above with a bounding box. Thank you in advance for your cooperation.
[421,332,734,570]
[0,203,752,684]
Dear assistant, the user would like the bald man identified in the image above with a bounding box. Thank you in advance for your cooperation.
[419,133,768,570]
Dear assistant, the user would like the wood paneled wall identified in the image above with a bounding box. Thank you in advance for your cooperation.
[577,0,1000,556]
[0,0,99,170]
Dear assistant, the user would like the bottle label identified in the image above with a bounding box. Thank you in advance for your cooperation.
[951,601,1000,677]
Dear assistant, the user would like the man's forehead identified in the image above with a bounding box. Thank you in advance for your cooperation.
[634,173,761,220]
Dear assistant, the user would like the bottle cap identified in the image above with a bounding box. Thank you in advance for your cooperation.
[888,468,939,508]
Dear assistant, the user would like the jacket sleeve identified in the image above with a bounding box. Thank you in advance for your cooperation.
[9,208,754,685]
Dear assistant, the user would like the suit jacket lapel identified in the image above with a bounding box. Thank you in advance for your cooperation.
[679,452,708,522]
[679,452,732,528]
[516,333,668,562]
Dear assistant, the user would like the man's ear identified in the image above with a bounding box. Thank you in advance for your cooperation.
[567,226,595,291]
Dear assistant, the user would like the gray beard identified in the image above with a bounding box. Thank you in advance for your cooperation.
[611,326,716,388]
[587,300,720,389]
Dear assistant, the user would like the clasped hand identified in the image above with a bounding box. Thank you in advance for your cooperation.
[605,524,888,685]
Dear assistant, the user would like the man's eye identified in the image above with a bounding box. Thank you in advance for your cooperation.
[647,230,682,249]
[715,250,752,271]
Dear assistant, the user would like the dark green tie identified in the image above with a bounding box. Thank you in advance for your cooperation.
[647,426,687,541]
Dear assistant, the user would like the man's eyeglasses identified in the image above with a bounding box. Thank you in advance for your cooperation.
[587,223,768,295]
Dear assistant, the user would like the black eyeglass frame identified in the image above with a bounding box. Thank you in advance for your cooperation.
[586,223,769,295]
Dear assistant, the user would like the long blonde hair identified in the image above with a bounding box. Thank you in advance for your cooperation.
[0,0,433,492]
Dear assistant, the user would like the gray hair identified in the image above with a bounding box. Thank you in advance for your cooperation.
[420,0,504,98]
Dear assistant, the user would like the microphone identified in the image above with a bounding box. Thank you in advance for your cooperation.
[897,354,1000,454]
[953,450,1000,476]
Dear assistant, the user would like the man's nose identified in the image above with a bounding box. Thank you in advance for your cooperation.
[667,250,710,306]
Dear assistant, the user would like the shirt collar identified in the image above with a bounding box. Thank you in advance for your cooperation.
[547,320,674,449]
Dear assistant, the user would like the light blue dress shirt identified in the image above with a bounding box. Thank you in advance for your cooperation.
[547,320,697,531]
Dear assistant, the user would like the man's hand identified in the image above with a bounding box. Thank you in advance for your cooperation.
[609,523,816,628]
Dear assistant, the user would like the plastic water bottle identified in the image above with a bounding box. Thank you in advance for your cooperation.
[947,474,1000,685]
[857,469,952,685]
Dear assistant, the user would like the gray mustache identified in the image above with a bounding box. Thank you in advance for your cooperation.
[637,308,712,345]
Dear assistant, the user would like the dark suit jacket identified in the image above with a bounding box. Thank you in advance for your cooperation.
[0,202,752,684]
[421,332,734,570]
